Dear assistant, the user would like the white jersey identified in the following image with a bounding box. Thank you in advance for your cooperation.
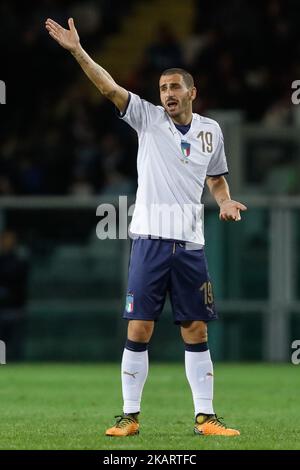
[120,92,228,245]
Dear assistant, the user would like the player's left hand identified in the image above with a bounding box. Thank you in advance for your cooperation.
[219,200,247,221]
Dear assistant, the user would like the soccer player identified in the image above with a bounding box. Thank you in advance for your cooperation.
[46,18,247,437]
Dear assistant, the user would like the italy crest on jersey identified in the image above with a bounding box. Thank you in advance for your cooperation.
[181,141,191,159]
[125,293,134,313]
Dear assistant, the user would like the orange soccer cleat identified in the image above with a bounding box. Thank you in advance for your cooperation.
[105,413,140,437]
[194,414,240,437]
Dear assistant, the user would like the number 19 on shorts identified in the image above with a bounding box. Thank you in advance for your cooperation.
[200,281,214,305]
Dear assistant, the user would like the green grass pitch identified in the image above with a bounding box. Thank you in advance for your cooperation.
[0,363,299,450]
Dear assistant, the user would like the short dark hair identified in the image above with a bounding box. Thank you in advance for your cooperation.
[160,68,194,88]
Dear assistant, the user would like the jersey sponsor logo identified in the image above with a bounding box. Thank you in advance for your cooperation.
[125,293,134,313]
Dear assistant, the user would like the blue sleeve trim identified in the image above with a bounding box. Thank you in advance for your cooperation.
[206,172,229,177]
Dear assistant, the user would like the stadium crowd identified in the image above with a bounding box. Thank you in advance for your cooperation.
[0,0,299,196]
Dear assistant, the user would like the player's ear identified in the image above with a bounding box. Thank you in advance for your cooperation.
[190,86,197,101]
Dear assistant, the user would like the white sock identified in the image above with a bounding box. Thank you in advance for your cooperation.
[121,347,149,414]
[185,349,215,416]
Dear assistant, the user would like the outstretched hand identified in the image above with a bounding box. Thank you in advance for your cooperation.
[45,18,80,53]
[219,200,247,221]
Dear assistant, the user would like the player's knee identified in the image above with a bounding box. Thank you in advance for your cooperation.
[199,330,208,343]
[198,323,208,342]
[181,320,207,343]
[128,320,154,343]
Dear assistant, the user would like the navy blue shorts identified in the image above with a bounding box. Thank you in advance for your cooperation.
[123,238,218,324]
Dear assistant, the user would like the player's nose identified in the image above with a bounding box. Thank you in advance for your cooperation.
[166,92,176,101]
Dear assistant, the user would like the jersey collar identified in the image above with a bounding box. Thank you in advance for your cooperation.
[166,112,196,138]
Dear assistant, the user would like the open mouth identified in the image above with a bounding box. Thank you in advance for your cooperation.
[166,101,178,111]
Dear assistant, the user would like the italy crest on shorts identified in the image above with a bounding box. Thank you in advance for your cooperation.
[125,293,134,313]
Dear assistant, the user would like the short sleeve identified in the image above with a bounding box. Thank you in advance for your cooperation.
[118,92,161,133]
[206,125,229,177]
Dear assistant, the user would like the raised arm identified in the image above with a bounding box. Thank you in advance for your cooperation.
[206,175,247,221]
[45,18,129,113]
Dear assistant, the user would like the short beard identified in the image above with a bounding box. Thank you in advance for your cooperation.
[164,105,180,117]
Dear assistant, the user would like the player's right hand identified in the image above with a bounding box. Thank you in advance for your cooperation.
[45,18,80,53]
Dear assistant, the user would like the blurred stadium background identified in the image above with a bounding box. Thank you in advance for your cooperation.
[1,0,300,366]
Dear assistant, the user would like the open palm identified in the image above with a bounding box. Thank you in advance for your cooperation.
[45,18,80,52]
